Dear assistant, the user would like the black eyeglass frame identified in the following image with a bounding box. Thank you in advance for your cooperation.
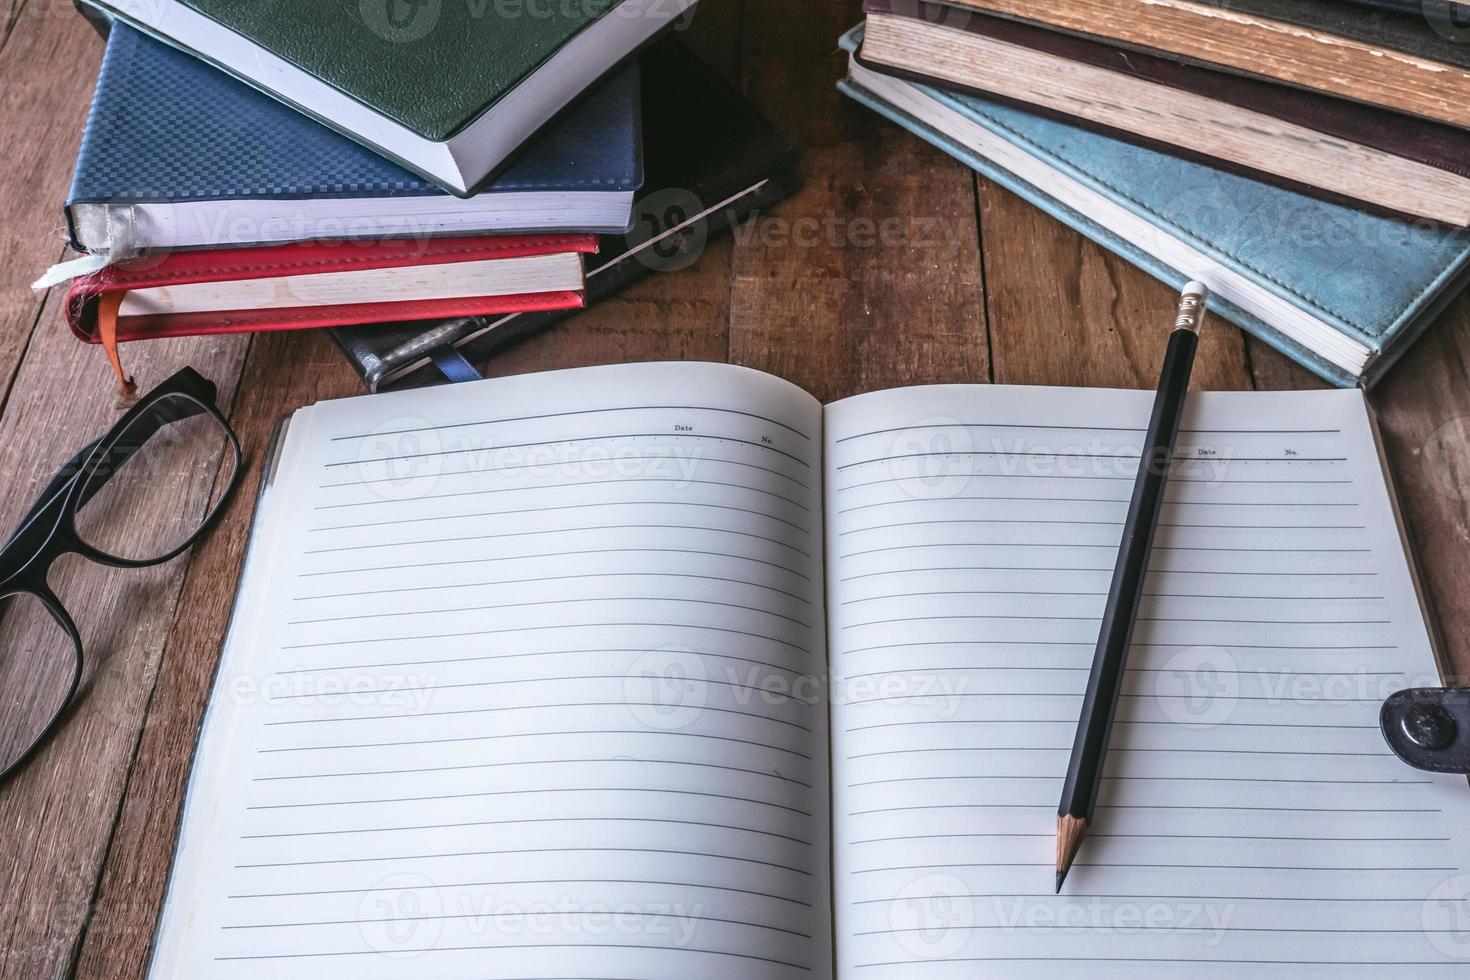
[0,367,242,784]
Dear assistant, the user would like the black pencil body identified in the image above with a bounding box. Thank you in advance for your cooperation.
[1058,325,1200,843]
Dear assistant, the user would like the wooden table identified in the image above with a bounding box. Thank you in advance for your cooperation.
[1,0,1467,976]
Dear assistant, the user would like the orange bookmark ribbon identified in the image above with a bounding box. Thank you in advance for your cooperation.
[97,292,136,397]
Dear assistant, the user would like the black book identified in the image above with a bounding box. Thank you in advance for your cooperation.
[332,40,802,392]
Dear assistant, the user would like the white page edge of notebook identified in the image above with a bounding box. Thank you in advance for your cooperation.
[845,59,1372,377]
[117,252,585,316]
[95,0,696,194]
[70,191,635,252]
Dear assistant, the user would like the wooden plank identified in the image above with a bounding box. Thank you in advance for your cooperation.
[1242,334,1326,392]
[0,293,249,980]
[729,0,989,403]
[978,178,1255,391]
[0,4,103,406]
[1369,299,1470,684]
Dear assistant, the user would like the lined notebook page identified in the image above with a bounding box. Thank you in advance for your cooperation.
[825,384,1470,977]
[149,363,831,980]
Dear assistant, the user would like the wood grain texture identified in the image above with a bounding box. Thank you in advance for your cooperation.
[0,3,103,412]
[1371,299,1470,684]
[978,177,1255,391]
[729,0,989,403]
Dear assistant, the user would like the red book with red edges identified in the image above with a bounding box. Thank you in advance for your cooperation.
[65,233,598,345]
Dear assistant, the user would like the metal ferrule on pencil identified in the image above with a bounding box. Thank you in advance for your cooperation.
[1173,282,1209,334]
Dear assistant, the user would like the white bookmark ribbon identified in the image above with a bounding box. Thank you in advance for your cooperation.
[31,205,141,290]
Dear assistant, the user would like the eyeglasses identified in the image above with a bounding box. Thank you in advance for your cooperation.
[0,367,241,785]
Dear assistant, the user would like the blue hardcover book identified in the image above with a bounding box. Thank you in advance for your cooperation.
[66,23,643,255]
[838,26,1470,388]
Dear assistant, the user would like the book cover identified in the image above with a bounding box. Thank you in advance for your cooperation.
[929,0,1470,130]
[66,23,643,253]
[66,234,597,345]
[85,0,694,193]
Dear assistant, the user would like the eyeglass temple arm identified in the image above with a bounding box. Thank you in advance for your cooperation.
[5,438,104,550]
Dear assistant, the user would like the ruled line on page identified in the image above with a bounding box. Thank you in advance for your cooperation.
[213,942,812,970]
[835,451,1348,471]
[285,595,815,630]
[317,475,813,512]
[836,474,1356,492]
[329,403,814,443]
[831,422,1341,444]
[270,647,812,680]
[262,700,815,732]
[241,815,815,847]
[252,758,817,793]
[278,620,817,654]
[837,496,1360,514]
[234,846,815,876]
[334,430,811,470]
[258,728,815,760]
[310,498,814,536]
[301,546,814,582]
[224,908,815,940]
[293,570,815,604]
[321,451,814,491]
[305,522,814,557]
[227,877,816,906]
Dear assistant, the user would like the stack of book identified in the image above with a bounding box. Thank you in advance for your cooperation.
[841,0,1470,386]
[55,0,799,387]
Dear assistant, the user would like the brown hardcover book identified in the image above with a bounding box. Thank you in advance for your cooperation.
[861,0,1470,225]
[923,0,1470,131]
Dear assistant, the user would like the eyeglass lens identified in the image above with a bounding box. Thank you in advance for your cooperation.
[72,392,238,563]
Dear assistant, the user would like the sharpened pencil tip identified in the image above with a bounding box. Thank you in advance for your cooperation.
[1055,814,1088,893]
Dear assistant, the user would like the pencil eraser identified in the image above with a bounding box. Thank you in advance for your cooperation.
[1182,280,1210,300]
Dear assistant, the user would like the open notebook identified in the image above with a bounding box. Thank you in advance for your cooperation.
[150,362,1470,978]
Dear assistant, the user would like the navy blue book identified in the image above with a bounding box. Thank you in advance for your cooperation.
[65,23,643,255]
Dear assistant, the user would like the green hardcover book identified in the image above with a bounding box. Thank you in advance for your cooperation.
[85,0,698,195]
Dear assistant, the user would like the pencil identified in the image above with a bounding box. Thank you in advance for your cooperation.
[1055,281,1210,893]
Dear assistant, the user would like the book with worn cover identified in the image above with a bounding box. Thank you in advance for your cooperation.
[148,360,1470,977]
[65,234,596,346]
[85,0,696,194]
[860,0,1470,227]
[331,40,802,391]
[929,0,1470,131]
[66,22,643,255]
[839,26,1470,388]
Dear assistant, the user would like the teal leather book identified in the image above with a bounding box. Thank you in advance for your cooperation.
[838,25,1470,388]
[86,0,697,195]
